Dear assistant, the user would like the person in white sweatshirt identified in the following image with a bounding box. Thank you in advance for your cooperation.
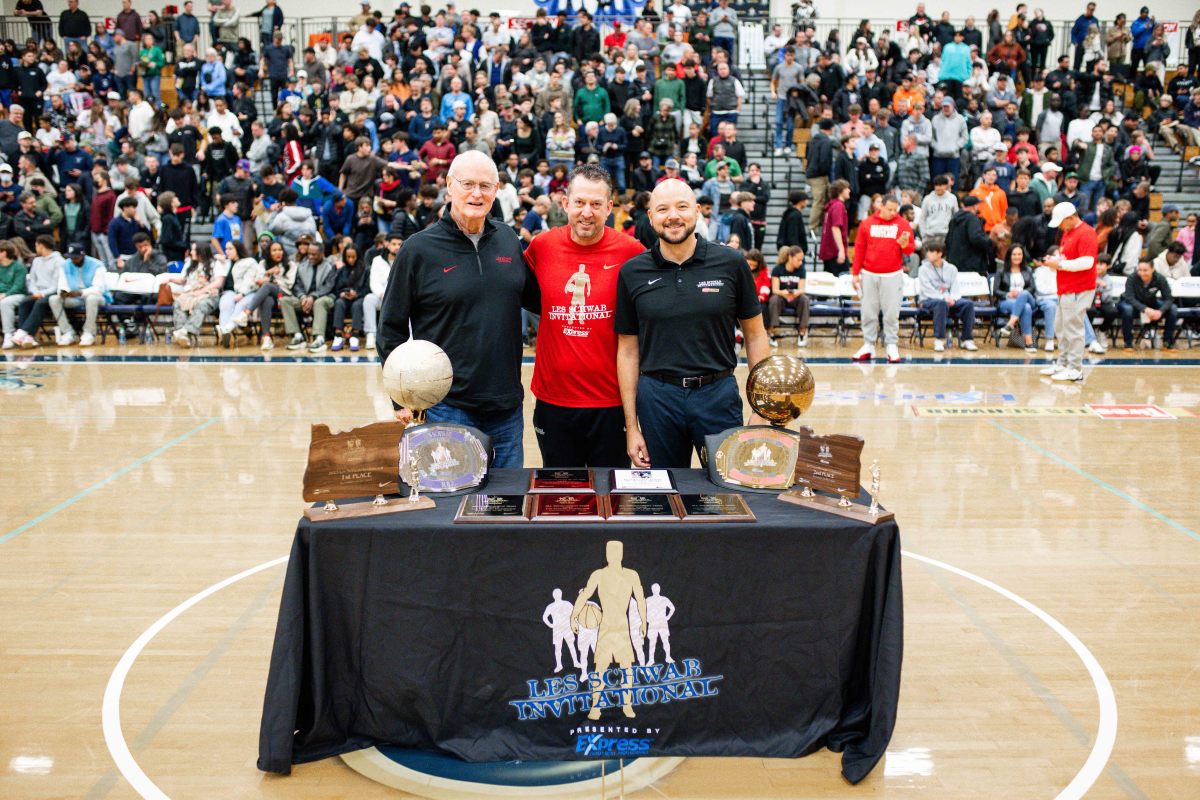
[363,231,401,351]
[216,240,265,345]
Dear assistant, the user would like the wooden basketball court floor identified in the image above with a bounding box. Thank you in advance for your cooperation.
[2,343,1198,799]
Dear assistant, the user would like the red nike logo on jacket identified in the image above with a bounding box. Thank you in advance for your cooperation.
[444,265,458,272]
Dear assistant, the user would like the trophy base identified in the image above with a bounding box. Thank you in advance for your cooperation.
[305,495,435,522]
[778,490,895,523]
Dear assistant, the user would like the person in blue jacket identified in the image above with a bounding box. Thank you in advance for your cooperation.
[291,161,342,215]
[1131,7,1157,76]
[200,48,227,100]
[322,194,354,240]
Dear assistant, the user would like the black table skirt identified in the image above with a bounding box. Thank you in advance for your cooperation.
[258,469,903,784]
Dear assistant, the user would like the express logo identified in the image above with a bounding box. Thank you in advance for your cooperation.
[496,256,513,263]
[511,540,722,725]
[575,733,654,756]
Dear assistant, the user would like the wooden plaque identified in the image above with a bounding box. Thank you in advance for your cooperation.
[302,421,406,503]
[792,426,865,499]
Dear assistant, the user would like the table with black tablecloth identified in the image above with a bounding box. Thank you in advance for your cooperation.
[258,469,903,784]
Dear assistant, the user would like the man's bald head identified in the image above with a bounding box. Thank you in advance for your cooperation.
[649,179,699,245]
[447,150,499,183]
[446,151,499,231]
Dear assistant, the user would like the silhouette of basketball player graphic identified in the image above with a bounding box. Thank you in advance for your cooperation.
[572,540,646,720]
[628,597,648,666]
[574,595,600,679]
[564,263,591,324]
[542,589,581,673]
[645,583,676,664]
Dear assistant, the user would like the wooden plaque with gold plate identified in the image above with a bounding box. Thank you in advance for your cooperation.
[779,427,893,522]
[302,421,434,522]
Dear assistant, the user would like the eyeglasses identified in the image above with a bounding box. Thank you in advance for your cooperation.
[451,176,498,194]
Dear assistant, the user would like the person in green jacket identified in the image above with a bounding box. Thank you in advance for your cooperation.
[573,71,610,125]
[653,68,686,135]
[0,243,28,349]
[139,33,166,107]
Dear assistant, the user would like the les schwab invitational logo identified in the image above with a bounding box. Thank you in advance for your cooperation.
[510,540,723,756]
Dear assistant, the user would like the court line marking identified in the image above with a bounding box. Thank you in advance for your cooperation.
[102,555,289,800]
[102,551,1116,800]
[0,417,218,545]
[990,421,1200,543]
[902,551,1117,800]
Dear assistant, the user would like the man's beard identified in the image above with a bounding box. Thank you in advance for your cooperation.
[657,222,696,245]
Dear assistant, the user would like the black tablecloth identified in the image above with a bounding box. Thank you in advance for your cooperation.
[258,469,903,784]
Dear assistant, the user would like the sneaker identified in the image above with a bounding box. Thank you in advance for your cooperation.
[349,336,360,352]
[769,336,779,348]
[932,338,945,352]
[261,334,274,351]
[1086,340,1107,354]
[218,328,233,348]
[309,336,327,353]
[797,335,808,348]
[366,333,376,351]
[785,146,795,155]
[773,147,783,156]
[885,344,901,363]
[1039,365,1061,376]
[1024,345,1037,353]
[961,340,979,351]
[999,325,1013,338]
[13,330,37,349]
[1051,368,1084,382]
[1044,338,1055,352]
[331,336,345,352]
[285,333,307,350]
[79,332,94,347]
[1,333,12,349]
[173,328,189,347]
[232,312,249,328]
[851,344,874,361]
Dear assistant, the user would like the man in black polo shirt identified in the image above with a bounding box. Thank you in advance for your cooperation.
[615,179,770,468]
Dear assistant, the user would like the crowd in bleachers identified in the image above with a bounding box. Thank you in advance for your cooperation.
[0,0,1196,354]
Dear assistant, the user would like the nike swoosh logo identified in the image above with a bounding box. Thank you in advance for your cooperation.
[603,263,618,270]
[648,277,663,284]
[444,265,458,273]
[378,481,392,488]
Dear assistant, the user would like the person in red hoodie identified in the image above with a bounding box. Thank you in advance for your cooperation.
[1039,201,1098,382]
[851,196,916,362]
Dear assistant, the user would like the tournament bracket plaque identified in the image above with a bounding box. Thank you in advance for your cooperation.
[779,427,876,521]
[528,468,596,493]
[453,494,532,523]
[530,493,609,522]
[706,426,801,491]
[607,493,682,522]
[399,423,488,494]
[608,468,678,493]
[677,493,756,522]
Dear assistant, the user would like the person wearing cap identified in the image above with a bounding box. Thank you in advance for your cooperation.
[615,178,769,469]
[1031,161,1061,203]
[851,195,915,363]
[48,242,108,347]
[1145,203,1180,261]
[1040,202,1098,380]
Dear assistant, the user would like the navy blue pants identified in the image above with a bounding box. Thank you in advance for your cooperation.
[636,375,743,469]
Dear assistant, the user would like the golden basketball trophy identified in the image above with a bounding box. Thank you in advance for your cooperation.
[705,355,814,491]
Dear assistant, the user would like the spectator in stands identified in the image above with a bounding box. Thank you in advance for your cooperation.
[1145,204,1179,261]
[281,238,337,352]
[1108,211,1145,276]
[769,245,810,348]
[852,196,915,363]
[776,189,809,252]
[13,193,52,251]
[920,174,959,240]
[170,242,223,347]
[772,47,804,156]
[107,197,147,263]
[971,166,1009,232]
[215,241,259,347]
[818,179,851,275]
[363,232,400,352]
[9,236,61,349]
[994,243,1038,352]
[329,246,368,352]
[706,60,744,134]
[1121,258,1178,351]
[48,243,108,347]
[0,241,26,350]
[1153,241,1190,280]
[918,237,978,352]
[945,195,993,275]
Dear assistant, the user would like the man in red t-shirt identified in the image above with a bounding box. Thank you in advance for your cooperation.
[417,124,457,185]
[1041,201,1098,382]
[524,164,646,467]
[850,196,915,363]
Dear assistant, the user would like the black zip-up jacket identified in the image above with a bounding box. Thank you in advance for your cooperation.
[1123,271,1174,313]
[378,211,539,414]
[805,131,834,180]
[992,266,1034,302]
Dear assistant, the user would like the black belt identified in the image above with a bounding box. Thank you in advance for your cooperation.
[644,369,733,389]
